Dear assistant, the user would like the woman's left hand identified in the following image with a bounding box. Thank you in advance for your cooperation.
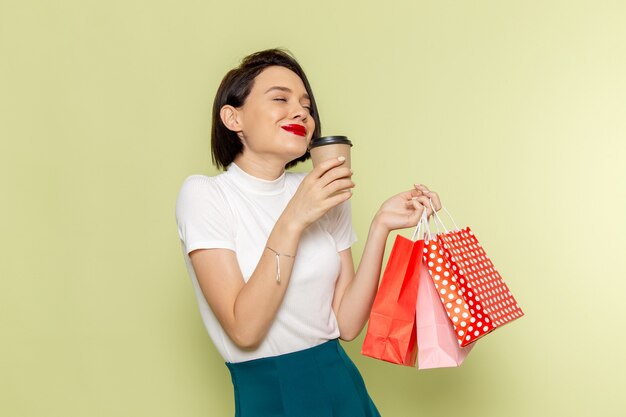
[374,184,442,232]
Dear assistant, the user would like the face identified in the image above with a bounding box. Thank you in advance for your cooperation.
[226,66,315,162]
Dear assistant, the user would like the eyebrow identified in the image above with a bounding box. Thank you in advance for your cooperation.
[264,86,310,100]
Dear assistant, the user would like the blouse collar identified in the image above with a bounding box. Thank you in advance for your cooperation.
[226,162,286,195]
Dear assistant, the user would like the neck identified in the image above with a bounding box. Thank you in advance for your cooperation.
[233,153,287,180]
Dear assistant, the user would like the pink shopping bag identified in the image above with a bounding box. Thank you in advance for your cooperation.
[416,261,474,369]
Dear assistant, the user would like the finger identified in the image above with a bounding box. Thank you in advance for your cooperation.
[414,184,440,210]
[325,178,355,195]
[311,156,348,180]
[409,189,423,198]
[428,191,442,212]
[414,183,430,193]
[325,187,353,208]
[405,195,423,208]
[413,195,434,216]
[395,189,417,201]
[320,166,353,187]
[406,197,421,209]
[410,198,426,219]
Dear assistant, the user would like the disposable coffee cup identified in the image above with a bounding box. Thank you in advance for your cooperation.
[309,135,353,169]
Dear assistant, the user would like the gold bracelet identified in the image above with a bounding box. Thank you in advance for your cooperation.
[265,246,295,283]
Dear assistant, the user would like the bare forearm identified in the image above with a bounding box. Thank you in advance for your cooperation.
[335,184,438,340]
[232,214,303,348]
[209,158,354,349]
[336,214,390,340]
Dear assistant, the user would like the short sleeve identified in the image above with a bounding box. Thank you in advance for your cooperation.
[326,198,358,252]
[175,175,236,254]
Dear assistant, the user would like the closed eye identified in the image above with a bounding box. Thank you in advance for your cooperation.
[273,97,312,114]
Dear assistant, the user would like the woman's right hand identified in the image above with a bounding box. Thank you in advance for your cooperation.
[282,156,354,232]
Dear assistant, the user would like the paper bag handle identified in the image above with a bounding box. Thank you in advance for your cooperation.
[410,211,432,242]
[429,198,461,233]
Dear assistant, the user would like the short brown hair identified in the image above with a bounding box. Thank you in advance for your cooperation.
[211,48,322,170]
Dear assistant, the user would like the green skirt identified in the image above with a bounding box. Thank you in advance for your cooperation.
[225,339,381,417]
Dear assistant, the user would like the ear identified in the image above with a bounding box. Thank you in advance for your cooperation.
[220,105,243,134]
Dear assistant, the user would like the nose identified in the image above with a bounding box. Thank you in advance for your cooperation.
[290,102,309,121]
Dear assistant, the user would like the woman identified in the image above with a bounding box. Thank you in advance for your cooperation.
[175,48,441,417]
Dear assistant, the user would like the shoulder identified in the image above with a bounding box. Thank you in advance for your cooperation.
[175,173,238,249]
[176,173,231,213]
[179,173,220,188]
[178,173,228,196]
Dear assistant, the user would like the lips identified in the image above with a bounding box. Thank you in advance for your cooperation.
[281,124,307,137]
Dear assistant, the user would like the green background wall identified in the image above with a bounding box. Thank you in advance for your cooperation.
[2,1,624,416]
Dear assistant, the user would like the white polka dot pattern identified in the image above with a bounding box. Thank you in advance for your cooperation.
[423,227,524,347]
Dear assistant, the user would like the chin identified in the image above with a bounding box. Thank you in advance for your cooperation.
[284,142,308,156]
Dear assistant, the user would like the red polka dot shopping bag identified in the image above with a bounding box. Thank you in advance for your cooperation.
[422,203,524,347]
[361,226,424,366]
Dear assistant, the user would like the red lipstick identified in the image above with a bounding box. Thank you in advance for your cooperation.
[281,124,306,137]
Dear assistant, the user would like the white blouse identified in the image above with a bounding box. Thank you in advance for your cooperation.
[175,162,357,362]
